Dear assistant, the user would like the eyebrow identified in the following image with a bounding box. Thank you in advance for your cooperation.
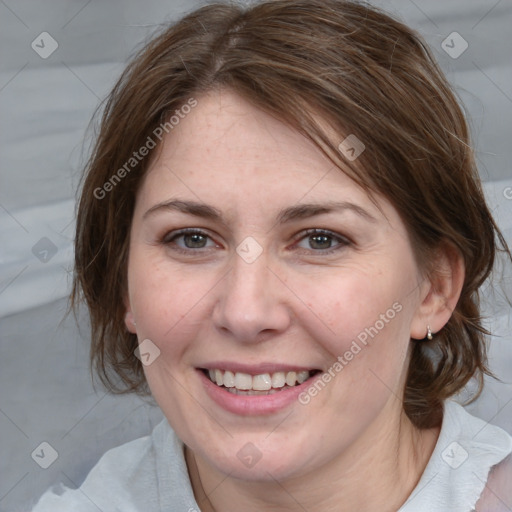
[143,199,377,224]
[143,200,224,221]
[276,201,377,224]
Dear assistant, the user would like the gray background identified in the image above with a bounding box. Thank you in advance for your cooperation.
[0,1,511,510]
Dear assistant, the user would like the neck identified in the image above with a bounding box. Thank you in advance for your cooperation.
[186,405,440,512]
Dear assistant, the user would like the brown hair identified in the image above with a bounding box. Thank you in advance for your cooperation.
[72,0,510,428]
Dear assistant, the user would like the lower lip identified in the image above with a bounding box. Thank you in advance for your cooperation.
[197,369,321,416]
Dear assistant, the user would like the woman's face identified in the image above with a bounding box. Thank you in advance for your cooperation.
[125,89,429,481]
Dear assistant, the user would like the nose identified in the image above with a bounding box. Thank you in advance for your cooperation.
[212,251,291,344]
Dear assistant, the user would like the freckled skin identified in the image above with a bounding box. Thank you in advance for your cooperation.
[124,89,448,511]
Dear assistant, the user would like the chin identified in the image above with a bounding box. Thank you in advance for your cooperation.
[194,434,320,482]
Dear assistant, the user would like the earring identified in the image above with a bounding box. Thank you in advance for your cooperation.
[426,324,433,341]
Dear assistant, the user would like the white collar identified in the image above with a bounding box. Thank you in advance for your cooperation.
[399,400,512,512]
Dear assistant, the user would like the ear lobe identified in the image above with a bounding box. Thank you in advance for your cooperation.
[124,303,137,334]
[410,243,465,340]
[123,289,138,333]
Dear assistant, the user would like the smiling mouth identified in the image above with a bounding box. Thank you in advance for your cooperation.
[201,368,321,395]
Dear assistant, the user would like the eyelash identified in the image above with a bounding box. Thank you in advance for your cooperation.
[161,228,351,256]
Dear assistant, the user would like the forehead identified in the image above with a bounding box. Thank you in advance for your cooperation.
[135,89,389,224]
[151,90,333,179]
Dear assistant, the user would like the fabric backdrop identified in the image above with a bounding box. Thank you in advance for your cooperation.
[0,1,511,510]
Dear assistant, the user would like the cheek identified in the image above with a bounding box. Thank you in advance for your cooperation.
[127,255,216,359]
[295,262,416,409]
[301,267,410,351]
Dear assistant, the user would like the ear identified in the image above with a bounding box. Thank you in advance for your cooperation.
[410,243,465,340]
[124,296,137,334]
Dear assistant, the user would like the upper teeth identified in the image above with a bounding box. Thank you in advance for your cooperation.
[208,369,311,391]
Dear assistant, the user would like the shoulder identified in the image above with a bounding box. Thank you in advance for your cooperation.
[31,419,172,511]
[475,454,512,512]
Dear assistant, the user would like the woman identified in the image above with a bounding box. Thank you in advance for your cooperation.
[32,0,512,510]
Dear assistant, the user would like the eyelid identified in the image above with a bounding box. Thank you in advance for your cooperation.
[162,228,221,250]
[163,227,205,242]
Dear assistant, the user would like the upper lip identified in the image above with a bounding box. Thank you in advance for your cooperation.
[198,362,320,375]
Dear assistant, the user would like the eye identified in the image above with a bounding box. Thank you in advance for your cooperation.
[294,229,350,254]
[162,228,218,252]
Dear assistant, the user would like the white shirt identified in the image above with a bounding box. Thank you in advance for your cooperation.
[31,400,512,511]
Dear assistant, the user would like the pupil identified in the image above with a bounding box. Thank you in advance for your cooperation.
[185,233,206,248]
[310,234,331,249]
